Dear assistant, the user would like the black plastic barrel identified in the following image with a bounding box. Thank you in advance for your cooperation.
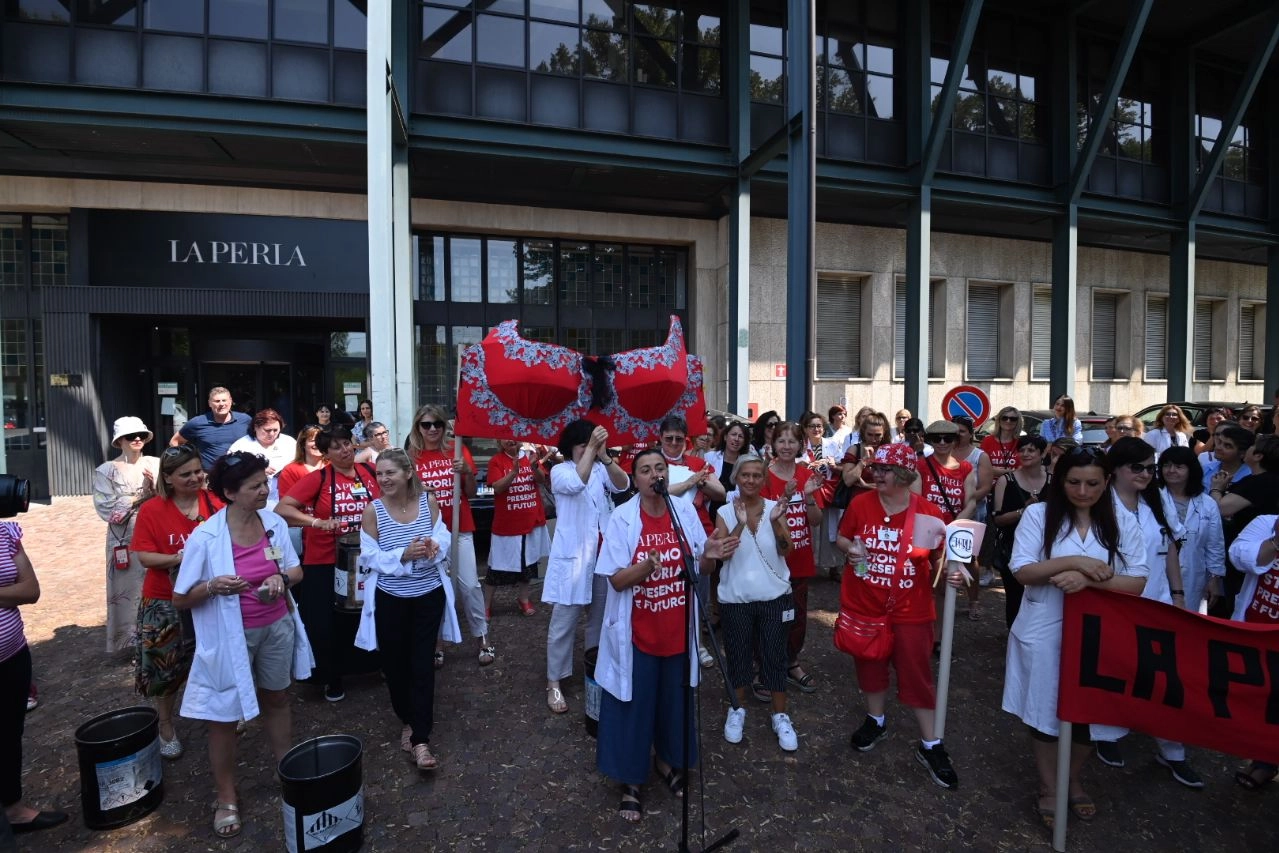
[279,735,364,853]
[74,706,164,830]
[584,647,600,738]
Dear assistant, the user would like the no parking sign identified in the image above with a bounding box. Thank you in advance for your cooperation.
[940,385,991,427]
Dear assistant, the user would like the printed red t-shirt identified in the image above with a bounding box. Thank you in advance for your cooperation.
[1244,567,1279,624]
[761,466,823,579]
[618,444,649,475]
[915,458,972,523]
[286,464,379,565]
[131,491,224,600]
[980,436,1020,472]
[413,447,476,533]
[837,491,943,624]
[489,451,545,535]
[277,462,324,510]
[630,508,687,657]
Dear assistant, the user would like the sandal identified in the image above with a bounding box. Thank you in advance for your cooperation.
[519,600,536,617]
[967,603,984,621]
[1235,762,1278,791]
[618,784,642,822]
[787,665,817,694]
[655,761,686,798]
[413,743,439,771]
[212,802,241,838]
[1034,798,1054,831]
[1069,795,1096,821]
[433,650,445,670]
[478,645,496,666]
[400,725,413,753]
[547,687,568,714]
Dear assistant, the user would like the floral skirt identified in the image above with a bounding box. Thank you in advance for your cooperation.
[135,597,193,698]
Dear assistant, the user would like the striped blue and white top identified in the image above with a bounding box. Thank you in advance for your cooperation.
[372,495,444,598]
[0,522,27,663]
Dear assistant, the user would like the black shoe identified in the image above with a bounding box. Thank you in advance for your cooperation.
[11,810,69,834]
[324,682,346,703]
[915,742,958,789]
[849,716,887,752]
[1095,740,1125,768]
[1156,754,1204,789]
[750,680,771,703]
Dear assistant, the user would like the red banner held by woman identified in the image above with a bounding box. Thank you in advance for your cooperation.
[1059,588,1279,764]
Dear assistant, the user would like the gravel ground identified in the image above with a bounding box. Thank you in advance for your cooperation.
[10,496,1278,851]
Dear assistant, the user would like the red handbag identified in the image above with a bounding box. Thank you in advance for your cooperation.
[833,611,894,662]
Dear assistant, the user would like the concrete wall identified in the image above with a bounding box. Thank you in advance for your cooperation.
[742,216,1270,423]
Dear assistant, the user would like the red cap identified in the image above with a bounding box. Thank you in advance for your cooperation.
[874,442,917,469]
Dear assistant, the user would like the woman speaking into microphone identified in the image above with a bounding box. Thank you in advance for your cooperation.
[592,448,735,821]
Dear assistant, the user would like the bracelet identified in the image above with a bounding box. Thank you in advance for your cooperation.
[205,580,214,597]
[1170,589,1185,596]
[311,517,320,527]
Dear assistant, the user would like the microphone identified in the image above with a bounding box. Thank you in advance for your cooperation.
[652,477,668,495]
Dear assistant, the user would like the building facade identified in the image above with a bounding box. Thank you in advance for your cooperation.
[1,0,1276,495]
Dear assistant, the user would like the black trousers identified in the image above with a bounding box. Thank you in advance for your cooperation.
[0,645,32,807]
[295,564,340,686]
[375,586,446,746]
[721,594,792,693]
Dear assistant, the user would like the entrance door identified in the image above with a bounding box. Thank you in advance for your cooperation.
[196,338,324,434]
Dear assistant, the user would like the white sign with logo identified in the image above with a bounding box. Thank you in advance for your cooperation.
[943,520,986,564]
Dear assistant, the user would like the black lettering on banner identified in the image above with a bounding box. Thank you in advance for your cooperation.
[1079,613,1126,694]
[1132,626,1184,708]
[1268,650,1279,725]
[1206,641,1265,719]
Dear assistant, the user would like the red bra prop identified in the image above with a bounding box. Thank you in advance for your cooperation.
[455,315,707,445]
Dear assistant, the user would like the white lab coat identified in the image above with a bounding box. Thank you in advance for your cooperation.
[1228,515,1279,622]
[175,509,312,723]
[354,523,461,651]
[1002,503,1147,736]
[541,461,625,605]
[1159,488,1225,610]
[593,496,706,703]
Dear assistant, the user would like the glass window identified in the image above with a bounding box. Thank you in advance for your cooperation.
[18,0,71,22]
[419,235,445,300]
[2,319,36,451]
[30,216,67,287]
[416,325,450,405]
[477,14,525,67]
[634,4,679,40]
[143,0,204,32]
[559,243,591,305]
[581,28,626,80]
[750,54,783,103]
[531,21,578,74]
[0,216,24,288]
[275,0,329,43]
[76,0,135,25]
[330,331,367,358]
[209,0,267,39]
[824,67,860,114]
[582,0,624,30]
[449,237,482,302]
[749,22,782,56]
[592,244,623,307]
[634,38,675,87]
[865,42,892,75]
[487,239,519,304]
[334,0,366,49]
[691,11,718,44]
[866,75,892,118]
[685,44,719,92]
[529,0,576,23]
[423,6,473,62]
[522,239,554,304]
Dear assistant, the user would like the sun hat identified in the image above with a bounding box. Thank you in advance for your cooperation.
[111,416,153,447]
[924,419,959,435]
[874,442,917,469]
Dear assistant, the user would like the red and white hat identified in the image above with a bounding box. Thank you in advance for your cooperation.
[874,442,917,469]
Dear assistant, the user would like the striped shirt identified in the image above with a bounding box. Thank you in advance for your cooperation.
[372,495,444,598]
[0,522,27,663]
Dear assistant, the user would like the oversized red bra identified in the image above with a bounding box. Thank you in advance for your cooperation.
[455,315,707,445]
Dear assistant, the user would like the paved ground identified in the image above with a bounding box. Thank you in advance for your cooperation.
[10,496,1279,851]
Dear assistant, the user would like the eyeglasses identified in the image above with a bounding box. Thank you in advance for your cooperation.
[925,434,956,444]
[661,435,687,444]
[370,430,389,438]
[1115,425,1135,433]
[1125,463,1157,475]
[869,464,894,475]
[806,423,823,430]
[419,420,446,430]
[896,416,909,422]
[123,432,148,442]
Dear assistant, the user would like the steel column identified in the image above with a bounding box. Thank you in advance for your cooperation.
[921,0,985,184]
[904,189,932,418]
[727,0,751,416]
[1266,246,1279,395]
[391,0,416,440]
[1167,225,1196,399]
[784,0,815,420]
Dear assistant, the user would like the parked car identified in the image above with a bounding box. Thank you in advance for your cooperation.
[1133,401,1273,431]
[975,410,1110,448]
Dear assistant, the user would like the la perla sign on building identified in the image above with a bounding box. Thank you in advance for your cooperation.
[75,209,367,292]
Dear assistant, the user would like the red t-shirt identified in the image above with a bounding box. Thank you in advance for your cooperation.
[618,444,649,475]
[630,508,687,657]
[980,436,1020,472]
[278,462,325,509]
[413,447,476,533]
[286,464,380,565]
[131,491,224,600]
[666,453,716,534]
[1244,567,1279,624]
[915,458,972,523]
[837,491,943,624]
[489,451,545,535]
[761,466,823,579]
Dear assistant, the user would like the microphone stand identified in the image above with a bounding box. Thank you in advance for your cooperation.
[655,479,740,853]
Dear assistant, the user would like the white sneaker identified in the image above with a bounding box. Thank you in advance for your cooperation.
[698,644,714,667]
[723,707,746,744]
[771,712,798,752]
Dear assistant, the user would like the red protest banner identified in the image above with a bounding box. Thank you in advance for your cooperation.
[1059,588,1279,764]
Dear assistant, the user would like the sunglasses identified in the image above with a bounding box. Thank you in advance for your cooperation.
[999,415,1019,422]
[925,434,956,443]
[661,435,687,443]
[904,427,923,434]
[869,463,894,475]
[1241,415,1261,422]
[419,420,446,430]
[1125,463,1157,475]
[1067,447,1106,461]
[765,421,779,428]
[162,445,198,462]
[123,432,148,442]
